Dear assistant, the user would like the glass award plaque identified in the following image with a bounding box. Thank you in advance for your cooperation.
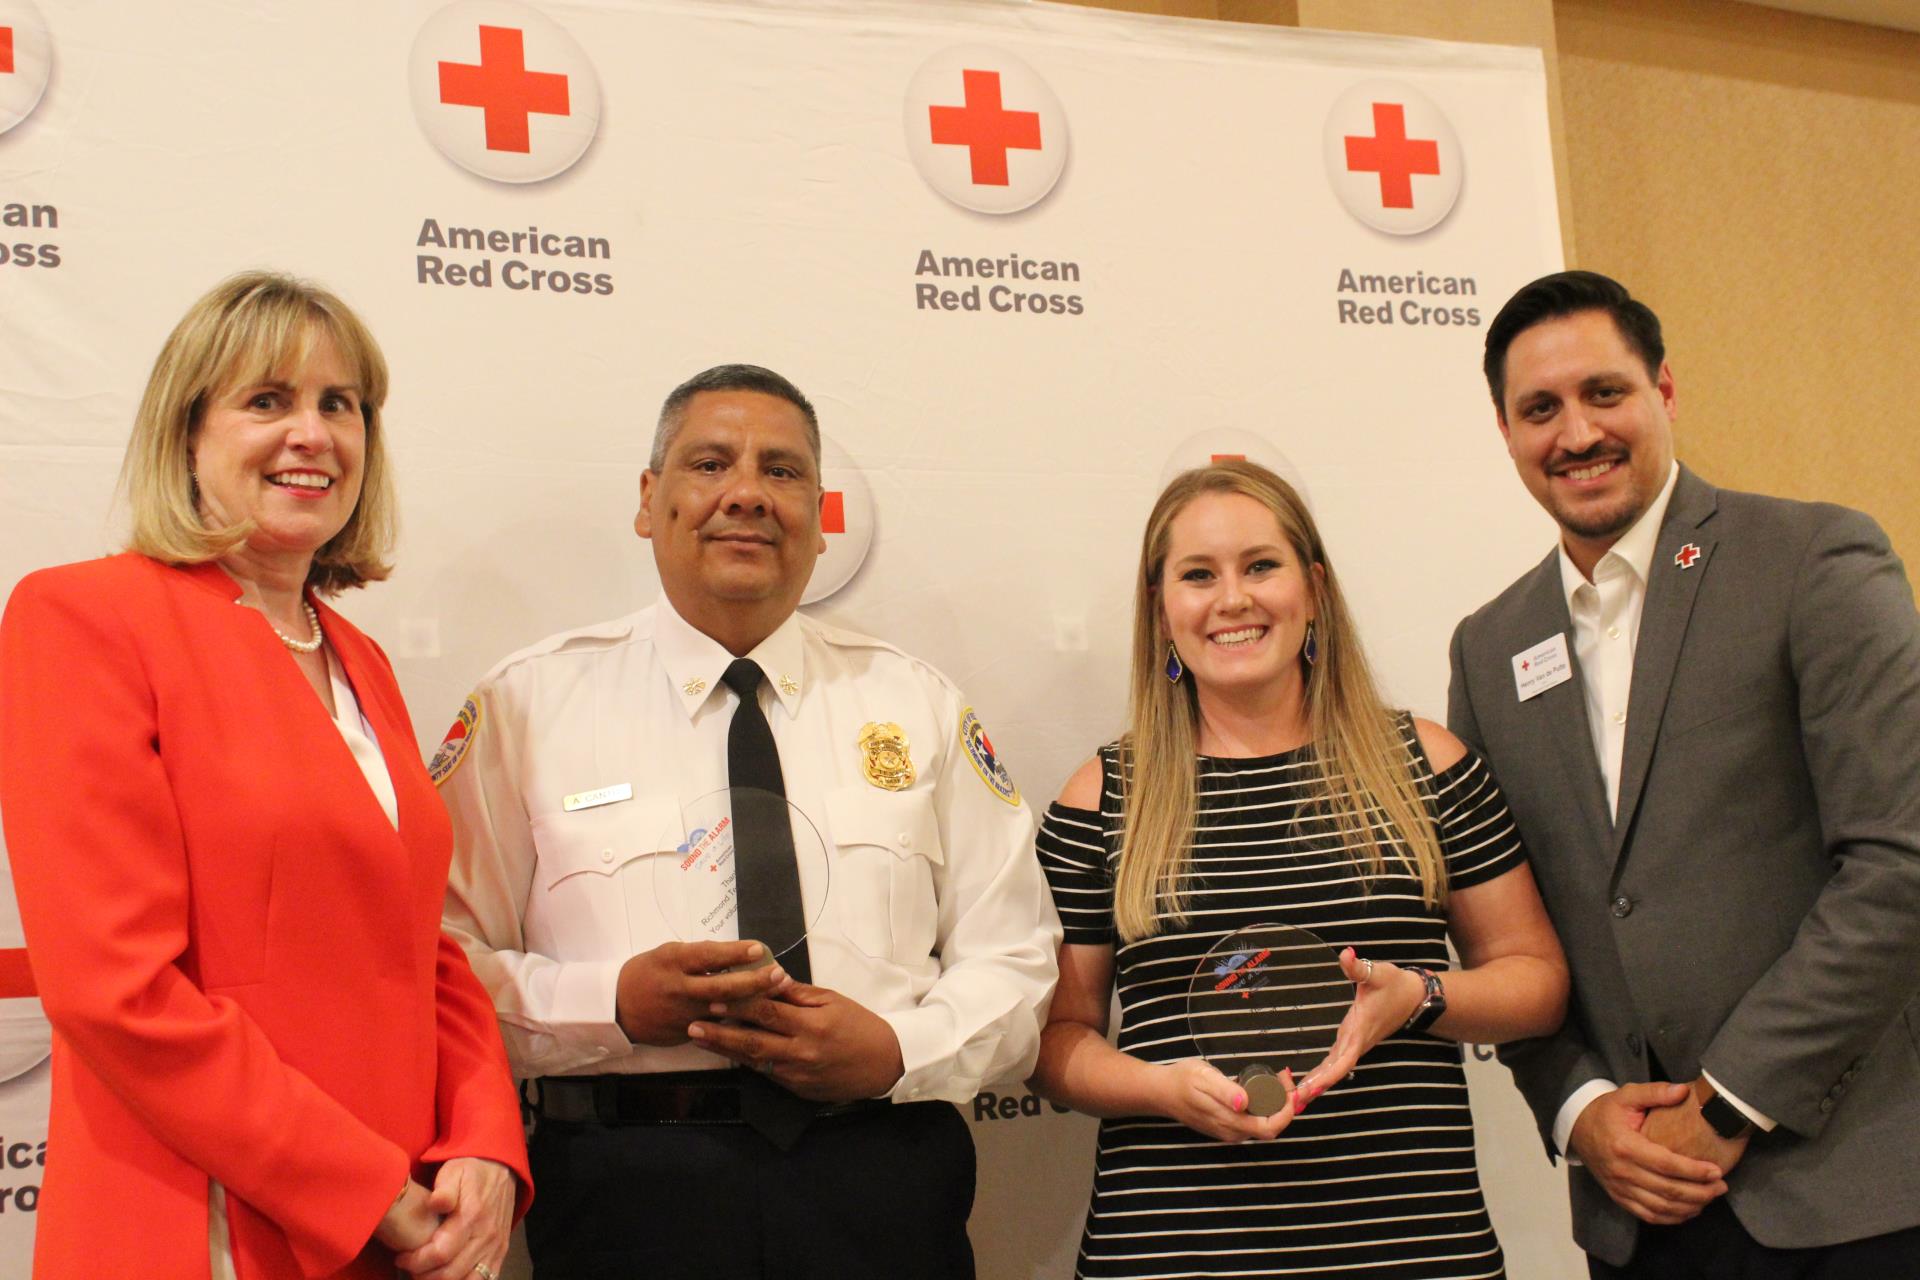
[653,786,829,967]
[1186,923,1349,1117]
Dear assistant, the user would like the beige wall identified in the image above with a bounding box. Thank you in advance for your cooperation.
[1072,0,1920,587]
[1556,0,1920,585]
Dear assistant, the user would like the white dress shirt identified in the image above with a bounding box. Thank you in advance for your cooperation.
[438,598,1061,1104]
[1549,465,1774,1156]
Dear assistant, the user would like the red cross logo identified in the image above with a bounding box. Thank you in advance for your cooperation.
[1521,659,1531,671]
[1674,543,1702,570]
[0,947,34,999]
[0,27,15,75]
[438,25,570,155]
[1344,102,1440,210]
[821,490,846,535]
[928,69,1042,187]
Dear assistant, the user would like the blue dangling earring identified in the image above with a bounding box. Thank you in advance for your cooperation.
[1165,644,1185,682]
[1302,620,1318,667]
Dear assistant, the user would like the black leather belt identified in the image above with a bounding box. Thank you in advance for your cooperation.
[531,1070,892,1127]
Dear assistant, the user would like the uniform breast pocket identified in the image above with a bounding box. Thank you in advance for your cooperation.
[530,795,685,944]
[825,787,945,964]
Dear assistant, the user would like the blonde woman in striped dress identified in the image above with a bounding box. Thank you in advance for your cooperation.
[1032,461,1568,1279]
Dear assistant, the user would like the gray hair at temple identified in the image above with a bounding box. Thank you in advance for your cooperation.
[649,364,822,473]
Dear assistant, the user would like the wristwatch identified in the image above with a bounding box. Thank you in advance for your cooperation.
[1697,1081,1753,1140]
[1400,967,1446,1034]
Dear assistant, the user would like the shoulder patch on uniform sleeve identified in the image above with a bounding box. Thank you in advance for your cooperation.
[428,695,482,787]
[958,707,1021,806]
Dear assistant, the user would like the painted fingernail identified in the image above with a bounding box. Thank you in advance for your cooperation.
[1234,1091,1247,1111]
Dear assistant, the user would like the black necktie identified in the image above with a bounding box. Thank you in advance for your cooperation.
[720,658,815,1149]
[721,658,811,984]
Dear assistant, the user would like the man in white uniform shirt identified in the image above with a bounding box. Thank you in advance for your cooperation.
[1448,271,1920,1278]
[437,364,1060,1278]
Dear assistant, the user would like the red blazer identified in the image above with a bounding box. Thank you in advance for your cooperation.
[0,554,530,1278]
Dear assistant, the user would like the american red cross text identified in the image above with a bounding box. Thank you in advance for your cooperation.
[928,69,1042,187]
[1344,102,1440,210]
[439,25,570,155]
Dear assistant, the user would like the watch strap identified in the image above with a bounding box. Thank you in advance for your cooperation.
[1400,967,1446,1034]
[1699,1088,1752,1140]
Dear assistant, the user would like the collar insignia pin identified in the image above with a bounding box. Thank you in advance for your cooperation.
[779,674,799,696]
[682,678,707,696]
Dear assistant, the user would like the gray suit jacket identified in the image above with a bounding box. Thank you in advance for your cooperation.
[1448,467,1920,1264]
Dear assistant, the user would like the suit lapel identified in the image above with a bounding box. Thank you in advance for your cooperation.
[1514,554,1615,844]
[1611,468,1719,862]
[314,604,418,845]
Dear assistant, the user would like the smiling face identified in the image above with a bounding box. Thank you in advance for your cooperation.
[1158,491,1318,706]
[190,329,367,569]
[636,388,826,654]
[1497,308,1677,575]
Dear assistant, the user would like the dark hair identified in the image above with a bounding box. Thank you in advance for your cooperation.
[650,363,820,471]
[1483,270,1665,413]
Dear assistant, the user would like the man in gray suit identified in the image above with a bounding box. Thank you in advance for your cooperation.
[1449,270,1920,1277]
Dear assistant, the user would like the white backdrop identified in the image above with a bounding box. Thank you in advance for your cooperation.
[0,1,1578,1274]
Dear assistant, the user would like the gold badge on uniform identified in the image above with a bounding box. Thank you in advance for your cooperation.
[859,722,916,791]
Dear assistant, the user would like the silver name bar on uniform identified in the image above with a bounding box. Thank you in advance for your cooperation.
[562,782,633,812]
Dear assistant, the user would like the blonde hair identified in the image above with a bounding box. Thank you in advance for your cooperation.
[1111,460,1445,942]
[120,271,395,594]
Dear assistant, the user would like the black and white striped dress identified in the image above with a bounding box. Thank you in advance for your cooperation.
[1036,716,1523,1279]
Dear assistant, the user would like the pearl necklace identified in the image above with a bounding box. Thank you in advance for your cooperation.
[271,600,325,654]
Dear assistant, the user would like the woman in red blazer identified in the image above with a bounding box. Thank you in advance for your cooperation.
[0,273,530,1279]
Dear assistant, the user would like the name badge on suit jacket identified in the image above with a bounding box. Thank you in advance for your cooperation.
[1513,633,1573,702]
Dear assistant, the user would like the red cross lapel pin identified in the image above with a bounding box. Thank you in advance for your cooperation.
[1674,543,1703,570]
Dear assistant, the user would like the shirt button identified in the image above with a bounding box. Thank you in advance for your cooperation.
[1611,895,1633,918]
[601,849,614,863]
[1819,1097,1836,1114]
[1611,711,1626,725]
[1607,626,1621,640]
[898,832,913,848]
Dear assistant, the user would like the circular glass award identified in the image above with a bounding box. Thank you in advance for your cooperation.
[652,786,830,967]
[1186,923,1350,1117]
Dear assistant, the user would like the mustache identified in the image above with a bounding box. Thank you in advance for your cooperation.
[1548,446,1628,474]
[700,520,780,543]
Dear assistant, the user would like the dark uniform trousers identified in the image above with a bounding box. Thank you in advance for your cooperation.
[525,1094,977,1279]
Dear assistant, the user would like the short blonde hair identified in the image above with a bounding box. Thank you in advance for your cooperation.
[121,271,395,594]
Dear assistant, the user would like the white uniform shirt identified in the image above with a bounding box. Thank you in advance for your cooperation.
[437,599,1061,1104]
[1549,464,1774,1154]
